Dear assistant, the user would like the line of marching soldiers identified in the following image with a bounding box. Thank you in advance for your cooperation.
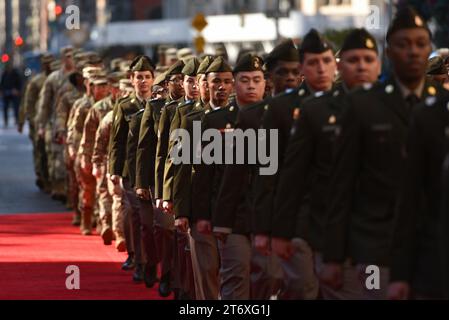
[20,6,449,300]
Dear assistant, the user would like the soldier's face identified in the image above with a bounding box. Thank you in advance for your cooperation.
[132,71,154,96]
[270,61,301,94]
[234,71,265,106]
[207,72,234,106]
[93,84,109,101]
[183,75,199,100]
[168,74,185,100]
[300,50,336,92]
[197,74,210,102]
[387,28,432,82]
[110,86,121,100]
[338,49,380,90]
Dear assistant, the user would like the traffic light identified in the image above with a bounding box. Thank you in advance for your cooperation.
[14,36,24,47]
[1,54,10,63]
[55,5,63,16]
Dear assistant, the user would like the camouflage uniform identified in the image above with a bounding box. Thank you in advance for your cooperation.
[92,110,127,250]
[21,72,48,188]
[67,94,95,235]
[79,96,114,240]
[35,68,71,197]
[55,88,83,215]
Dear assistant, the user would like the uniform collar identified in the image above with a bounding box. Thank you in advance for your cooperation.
[395,77,426,99]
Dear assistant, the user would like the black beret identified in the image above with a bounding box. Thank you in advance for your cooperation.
[182,57,200,76]
[205,56,233,74]
[386,7,431,43]
[265,39,299,69]
[298,29,333,61]
[427,56,447,75]
[130,55,155,72]
[165,59,185,78]
[233,54,265,74]
[341,28,378,54]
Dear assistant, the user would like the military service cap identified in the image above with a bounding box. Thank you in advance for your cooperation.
[427,56,448,75]
[197,56,215,75]
[41,53,54,64]
[108,72,126,87]
[205,56,233,74]
[50,60,61,71]
[265,39,299,70]
[233,54,264,74]
[119,79,133,92]
[178,47,194,60]
[165,59,185,78]
[166,48,178,60]
[60,46,74,57]
[130,55,155,72]
[110,58,124,72]
[182,57,200,76]
[298,29,333,62]
[82,66,102,79]
[386,7,431,42]
[341,28,378,54]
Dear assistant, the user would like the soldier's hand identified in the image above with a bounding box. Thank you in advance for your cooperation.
[175,217,189,233]
[110,175,120,185]
[319,263,343,290]
[196,220,212,235]
[155,199,163,209]
[37,127,45,139]
[92,165,102,179]
[68,146,76,160]
[254,234,272,256]
[136,188,150,201]
[387,282,410,300]
[162,201,173,214]
[271,237,294,260]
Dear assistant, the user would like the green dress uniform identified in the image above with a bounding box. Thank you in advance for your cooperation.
[390,87,449,299]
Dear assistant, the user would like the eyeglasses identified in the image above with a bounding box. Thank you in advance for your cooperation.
[169,78,183,84]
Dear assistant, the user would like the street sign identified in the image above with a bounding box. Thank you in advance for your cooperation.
[194,36,206,53]
[192,13,208,32]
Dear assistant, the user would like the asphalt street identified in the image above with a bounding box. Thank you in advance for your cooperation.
[0,114,68,215]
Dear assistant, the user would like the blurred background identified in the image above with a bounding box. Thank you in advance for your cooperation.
[1,0,449,85]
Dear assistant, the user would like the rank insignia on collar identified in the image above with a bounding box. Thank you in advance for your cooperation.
[425,96,436,107]
[229,106,235,112]
[427,86,436,96]
[298,89,306,96]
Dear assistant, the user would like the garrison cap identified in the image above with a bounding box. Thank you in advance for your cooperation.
[386,6,431,43]
[205,56,233,74]
[166,48,178,59]
[298,29,333,61]
[341,28,378,54]
[182,57,200,76]
[178,47,194,60]
[130,55,155,72]
[265,39,299,70]
[165,59,185,78]
[233,54,264,74]
[91,76,109,86]
[427,56,448,75]
[197,55,214,75]
[154,72,167,86]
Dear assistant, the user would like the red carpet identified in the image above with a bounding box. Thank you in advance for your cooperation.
[0,213,172,300]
